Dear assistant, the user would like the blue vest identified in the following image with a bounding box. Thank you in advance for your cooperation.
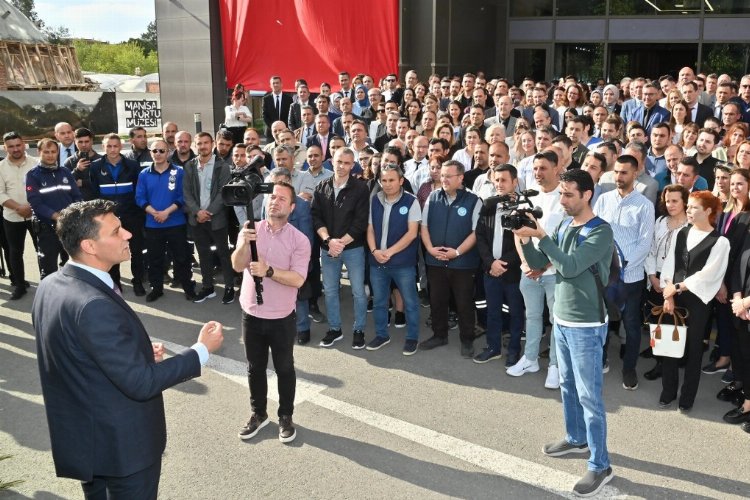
[370,191,418,268]
[425,188,480,269]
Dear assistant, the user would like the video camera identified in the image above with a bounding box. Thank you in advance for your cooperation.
[482,189,543,230]
[222,156,274,207]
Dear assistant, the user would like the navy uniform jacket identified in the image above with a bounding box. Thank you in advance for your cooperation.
[33,263,201,481]
[25,165,82,224]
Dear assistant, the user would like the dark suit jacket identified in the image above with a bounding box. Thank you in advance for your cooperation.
[475,209,521,283]
[33,263,201,481]
[305,133,334,160]
[288,101,317,132]
[634,104,670,134]
[730,218,750,296]
[718,211,750,286]
[262,92,293,138]
[183,157,232,229]
[693,103,713,128]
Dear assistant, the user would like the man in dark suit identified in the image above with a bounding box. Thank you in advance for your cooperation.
[682,81,712,128]
[54,121,77,167]
[262,75,293,140]
[287,84,316,131]
[633,83,670,135]
[33,198,224,499]
[305,113,334,160]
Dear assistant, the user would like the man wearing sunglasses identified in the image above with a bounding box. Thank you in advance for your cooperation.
[135,139,196,302]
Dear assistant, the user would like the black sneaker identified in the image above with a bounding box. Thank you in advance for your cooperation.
[222,287,235,304]
[278,415,296,443]
[366,336,390,350]
[297,330,310,345]
[193,287,216,303]
[542,439,590,457]
[403,339,418,356]
[721,369,735,384]
[622,370,639,391]
[319,329,343,347]
[644,362,662,380]
[419,335,448,350]
[461,341,475,358]
[352,330,365,350]
[448,312,458,330]
[308,303,326,323]
[572,467,613,497]
[132,280,146,296]
[394,311,406,328]
[184,286,197,301]
[146,289,164,302]
[702,360,730,374]
[238,413,269,440]
[418,290,430,308]
[473,348,502,364]
[9,286,27,300]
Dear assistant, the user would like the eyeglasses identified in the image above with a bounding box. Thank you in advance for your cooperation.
[150,149,167,154]
[377,109,386,113]
[440,174,460,179]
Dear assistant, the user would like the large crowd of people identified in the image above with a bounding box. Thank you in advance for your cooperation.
[5,66,750,497]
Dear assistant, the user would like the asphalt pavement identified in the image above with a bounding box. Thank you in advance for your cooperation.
[1,244,749,499]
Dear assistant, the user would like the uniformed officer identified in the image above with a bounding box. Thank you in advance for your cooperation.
[25,138,82,280]
[89,133,146,295]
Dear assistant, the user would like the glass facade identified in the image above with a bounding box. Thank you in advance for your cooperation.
[507,1,750,82]
[554,44,604,82]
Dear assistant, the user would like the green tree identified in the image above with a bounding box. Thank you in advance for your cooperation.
[73,40,158,75]
[10,0,41,24]
[128,21,157,55]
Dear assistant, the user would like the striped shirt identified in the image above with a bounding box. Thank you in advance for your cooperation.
[593,188,655,283]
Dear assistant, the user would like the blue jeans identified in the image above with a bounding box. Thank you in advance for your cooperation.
[321,247,367,332]
[484,274,524,355]
[555,322,610,473]
[519,274,557,366]
[370,264,420,341]
[621,279,645,373]
[296,299,310,332]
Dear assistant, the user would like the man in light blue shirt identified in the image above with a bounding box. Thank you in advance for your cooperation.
[593,154,654,392]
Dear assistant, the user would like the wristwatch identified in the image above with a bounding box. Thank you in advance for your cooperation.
[323,237,332,245]
[265,266,274,278]
[675,283,681,292]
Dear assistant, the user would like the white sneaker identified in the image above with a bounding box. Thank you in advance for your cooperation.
[545,365,560,389]
[506,355,540,377]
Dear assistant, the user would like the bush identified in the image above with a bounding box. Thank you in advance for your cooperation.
[73,40,158,75]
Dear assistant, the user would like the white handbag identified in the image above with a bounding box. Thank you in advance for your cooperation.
[649,306,688,358]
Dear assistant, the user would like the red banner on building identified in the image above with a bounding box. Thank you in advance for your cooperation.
[219,0,399,92]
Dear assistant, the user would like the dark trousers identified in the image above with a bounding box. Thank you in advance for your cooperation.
[661,291,711,408]
[308,238,323,303]
[621,279,646,373]
[427,265,475,342]
[192,222,233,289]
[81,459,161,500]
[145,224,192,291]
[484,274,524,355]
[242,311,297,417]
[732,318,750,392]
[714,300,733,357]
[109,214,146,286]
[36,222,66,280]
[3,219,36,288]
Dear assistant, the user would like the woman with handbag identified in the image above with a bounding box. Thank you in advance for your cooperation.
[660,191,730,411]
[643,185,689,381]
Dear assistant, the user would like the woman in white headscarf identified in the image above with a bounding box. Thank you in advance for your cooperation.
[602,84,621,115]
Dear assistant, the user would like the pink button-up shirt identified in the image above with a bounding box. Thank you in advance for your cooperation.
[239,219,311,319]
